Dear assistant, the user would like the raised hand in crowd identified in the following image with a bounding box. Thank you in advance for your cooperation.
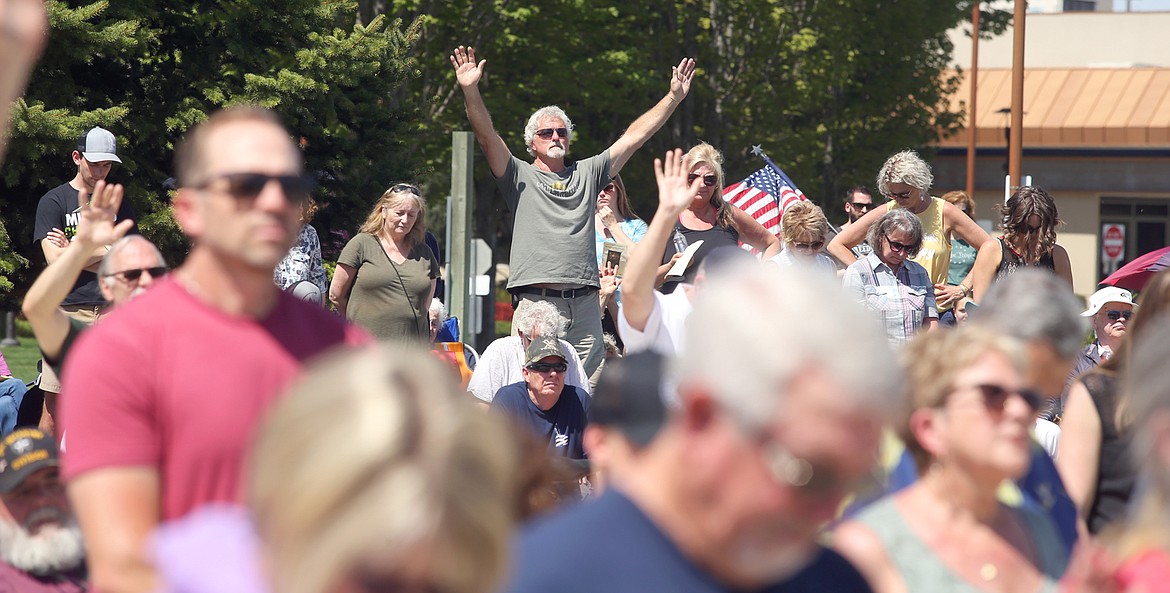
[449,45,485,90]
[667,57,697,103]
[0,0,47,161]
[619,149,702,333]
[73,180,134,249]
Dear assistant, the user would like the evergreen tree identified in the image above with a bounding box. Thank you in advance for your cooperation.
[0,0,422,306]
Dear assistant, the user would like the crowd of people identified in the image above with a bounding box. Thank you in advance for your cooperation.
[0,12,1168,592]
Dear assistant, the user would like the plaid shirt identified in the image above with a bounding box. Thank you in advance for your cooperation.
[843,252,938,347]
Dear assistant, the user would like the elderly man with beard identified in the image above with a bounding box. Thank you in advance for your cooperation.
[0,428,88,591]
[502,151,901,593]
[450,45,695,380]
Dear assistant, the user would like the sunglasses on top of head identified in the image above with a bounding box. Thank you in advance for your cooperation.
[535,127,569,139]
[390,183,421,196]
[687,173,718,187]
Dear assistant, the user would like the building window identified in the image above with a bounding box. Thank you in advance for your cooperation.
[1063,0,1096,10]
[1099,198,1170,281]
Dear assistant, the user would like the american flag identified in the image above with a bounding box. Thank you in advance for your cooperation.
[722,146,806,251]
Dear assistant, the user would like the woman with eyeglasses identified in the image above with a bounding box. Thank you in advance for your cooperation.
[1057,269,1170,537]
[969,186,1073,302]
[329,183,439,342]
[828,151,990,316]
[659,143,780,292]
[594,173,647,343]
[843,208,938,348]
[769,200,835,274]
[834,326,1068,593]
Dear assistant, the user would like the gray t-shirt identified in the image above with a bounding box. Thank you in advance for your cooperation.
[497,151,612,289]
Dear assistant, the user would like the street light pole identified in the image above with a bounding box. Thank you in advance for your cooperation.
[1008,0,1026,190]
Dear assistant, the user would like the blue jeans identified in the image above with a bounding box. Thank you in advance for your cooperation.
[0,378,28,436]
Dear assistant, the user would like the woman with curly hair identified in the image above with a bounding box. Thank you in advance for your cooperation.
[969,186,1073,302]
[660,142,780,291]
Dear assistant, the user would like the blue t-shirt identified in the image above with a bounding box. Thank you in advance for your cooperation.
[491,382,589,459]
[503,489,874,593]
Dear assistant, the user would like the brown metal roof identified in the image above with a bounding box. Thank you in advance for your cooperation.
[938,68,1170,148]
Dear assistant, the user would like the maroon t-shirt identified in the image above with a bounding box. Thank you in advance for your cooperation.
[61,277,370,520]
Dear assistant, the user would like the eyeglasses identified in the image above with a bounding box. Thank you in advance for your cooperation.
[952,383,1042,414]
[104,266,169,283]
[390,183,421,196]
[526,361,568,373]
[885,189,914,200]
[791,240,824,251]
[758,438,863,498]
[193,172,314,204]
[535,127,569,139]
[849,202,873,210]
[687,173,718,186]
[1105,310,1133,322]
[883,234,915,255]
[1017,223,1042,235]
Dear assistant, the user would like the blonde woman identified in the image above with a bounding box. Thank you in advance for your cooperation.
[660,142,780,290]
[769,200,835,274]
[329,184,439,341]
[835,326,1068,593]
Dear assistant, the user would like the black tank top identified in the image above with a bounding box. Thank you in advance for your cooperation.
[1082,372,1135,534]
[660,222,740,292]
[994,238,1055,281]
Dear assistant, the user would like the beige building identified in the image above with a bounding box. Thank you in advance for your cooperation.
[933,10,1170,297]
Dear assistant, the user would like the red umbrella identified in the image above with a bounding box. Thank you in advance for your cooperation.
[1102,246,1170,292]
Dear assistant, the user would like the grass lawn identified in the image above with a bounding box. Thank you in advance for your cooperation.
[0,319,40,383]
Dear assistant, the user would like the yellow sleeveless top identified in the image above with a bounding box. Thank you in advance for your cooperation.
[888,196,950,287]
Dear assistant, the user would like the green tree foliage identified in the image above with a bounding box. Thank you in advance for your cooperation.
[370,0,1006,238]
[0,0,422,305]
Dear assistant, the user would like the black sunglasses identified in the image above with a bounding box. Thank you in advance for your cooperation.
[526,361,568,373]
[390,183,421,196]
[687,173,718,187]
[193,172,314,204]
[105,266,169,283]
[883,234,915,254]
[849,201,873,210]
[1017,223,1042,235]
[1105,310,1133,322]
[885,189,914,200]
[535,127,568,139]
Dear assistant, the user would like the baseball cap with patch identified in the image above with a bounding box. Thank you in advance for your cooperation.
[588,351,667,447]
[525,336,566,366]
[76,126,122,163]
[0,428,59,492]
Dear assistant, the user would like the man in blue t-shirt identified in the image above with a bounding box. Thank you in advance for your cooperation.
[491,337,588,459]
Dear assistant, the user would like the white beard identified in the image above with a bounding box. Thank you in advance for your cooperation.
[547,146,566,159]
[0,512,86,576]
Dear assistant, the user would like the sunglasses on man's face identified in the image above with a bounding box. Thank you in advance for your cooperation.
[526,361,568,373]
[849,202,873,210]
[687,173,718,187]
[535,127,569,139]
[194,172,314,205]
[105,266,169,283]
[1105,309,1133,322]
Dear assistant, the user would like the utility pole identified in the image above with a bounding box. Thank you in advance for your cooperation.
[448,132,474,340]
[966,2,980,200]
[1008,0,1026,190]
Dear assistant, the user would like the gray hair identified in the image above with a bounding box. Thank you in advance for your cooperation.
[511,300,568,338]
[523,106,574,155]
[974,269,1087,359]
[876,150,933,197]
[429,298,448,320]
[672,263,902,431]
[98,235,166,287]
[865,208,924,259]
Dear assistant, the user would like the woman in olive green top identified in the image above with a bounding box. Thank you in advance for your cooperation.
[330,184,439,342]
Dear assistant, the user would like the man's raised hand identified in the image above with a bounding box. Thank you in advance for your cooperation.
[74,180,133,248]
[450,46,487,89]
[669,58,696,102]
[654,148,702,216]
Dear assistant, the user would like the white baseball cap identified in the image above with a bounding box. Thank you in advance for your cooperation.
[1082,286,1136,317]
[76,127,122,163]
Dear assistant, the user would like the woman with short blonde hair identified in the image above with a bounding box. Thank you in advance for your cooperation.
[770,200,834,273]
